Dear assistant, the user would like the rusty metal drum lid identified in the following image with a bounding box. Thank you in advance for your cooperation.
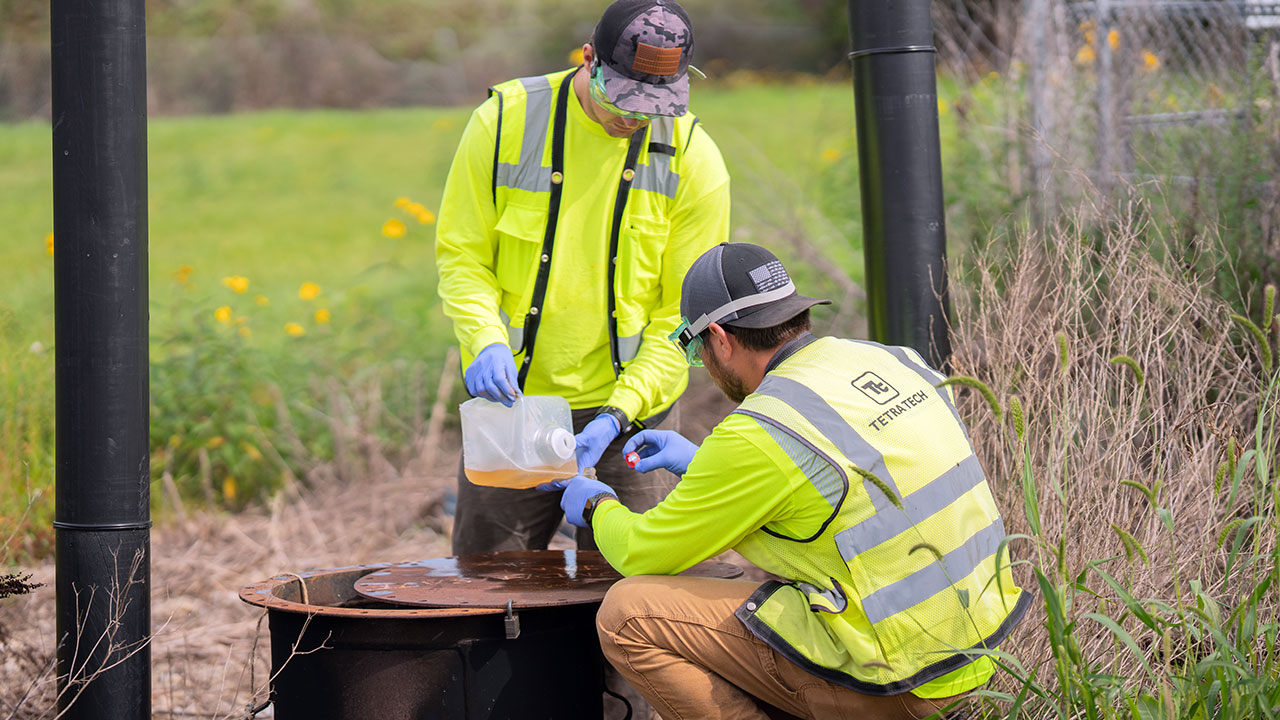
[354,549,744,608]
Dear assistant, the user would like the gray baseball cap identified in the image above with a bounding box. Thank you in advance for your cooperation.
[593,0,694,117]
[679,243,831,337]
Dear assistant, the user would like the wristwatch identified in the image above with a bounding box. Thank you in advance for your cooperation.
[595,406,631,434]
[583,492,618,526]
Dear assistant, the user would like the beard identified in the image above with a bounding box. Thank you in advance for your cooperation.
[704,345,751,404]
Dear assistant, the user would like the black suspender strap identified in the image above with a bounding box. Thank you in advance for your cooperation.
[517,68,577,389]
[489,89,504,204]
[606,129,648,378]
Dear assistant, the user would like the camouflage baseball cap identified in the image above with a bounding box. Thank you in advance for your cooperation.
[592,0,694,117]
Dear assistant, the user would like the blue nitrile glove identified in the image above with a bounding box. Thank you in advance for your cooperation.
[623,429,699,476]
[574,414,621,472]
[464,342,521,407]
[536,475,617,528]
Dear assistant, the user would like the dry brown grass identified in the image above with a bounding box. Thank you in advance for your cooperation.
[0,353,469,718]
[949,204,1278,705]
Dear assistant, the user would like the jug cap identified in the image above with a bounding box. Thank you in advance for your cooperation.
[549,428,575,460]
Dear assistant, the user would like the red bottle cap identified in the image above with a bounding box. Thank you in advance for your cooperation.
[625,451,640,469]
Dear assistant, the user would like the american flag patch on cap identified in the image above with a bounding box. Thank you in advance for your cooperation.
[749,261,789,292]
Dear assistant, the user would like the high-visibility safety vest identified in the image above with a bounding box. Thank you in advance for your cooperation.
[731,337,1032,695]
[488,67,703,391]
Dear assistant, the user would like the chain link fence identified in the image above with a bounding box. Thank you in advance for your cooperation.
[943,0,1280,295]
[1026,0,1278,190]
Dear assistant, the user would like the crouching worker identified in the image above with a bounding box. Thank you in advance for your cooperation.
[541,242,1032,719]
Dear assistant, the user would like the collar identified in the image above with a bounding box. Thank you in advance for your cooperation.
[763,331,817,375]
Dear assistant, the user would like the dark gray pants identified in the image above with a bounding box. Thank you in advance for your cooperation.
[451,405,676,554]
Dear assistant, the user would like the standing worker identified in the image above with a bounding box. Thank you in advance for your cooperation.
[547,243,1033,719]
[436,0,730,555]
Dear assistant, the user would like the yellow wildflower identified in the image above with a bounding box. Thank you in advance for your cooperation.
[416,208,436,225]
[238,326,252,339]
[314,308,331,324]
[299,282,321,301]
[173,265,193,287]
[215,305,233,324]
[1076,45,1096,66]
[986,70,1000,82]
[221,275,250,293]
[1107,29,1119,51]
[207,436,225,449]
[569,47,585,66]
[222,474,237,502]
[285,322,306,337]
[820,148,841,163]
[255,294,270,307]
[1141,50,1160,73]
[1207,83,1224,108]
[46,232,55,256]
[383,218,407,238]
[938,98,949,116]
[240,442,263,462]
[394,197,412,209]
[406,202,427,216]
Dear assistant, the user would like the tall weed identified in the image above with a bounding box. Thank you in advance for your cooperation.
[948,204,1278,717]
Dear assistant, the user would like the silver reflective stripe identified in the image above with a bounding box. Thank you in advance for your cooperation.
[747,416,845,510]
[799,580,849,613]
[495,75,553,194]
[860,518,1006,624]
[858,340,969,444]
[499,308,524,353]
[834,454,985,560]
[617,332,642,363]
[754,375,901,512]
[633,118,680,199]
[688,283,796,337]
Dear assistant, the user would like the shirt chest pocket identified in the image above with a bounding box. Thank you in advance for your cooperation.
[616,214,669,307]
[493,203,549,305]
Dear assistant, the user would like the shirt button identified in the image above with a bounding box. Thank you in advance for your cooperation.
[529,307,539,316]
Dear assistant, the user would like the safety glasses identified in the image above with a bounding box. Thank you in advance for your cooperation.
[589,62,660,121]
[668,318,705,367]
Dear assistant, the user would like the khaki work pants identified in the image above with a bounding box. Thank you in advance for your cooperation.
[451,405,676,554]
[596,575,969,720]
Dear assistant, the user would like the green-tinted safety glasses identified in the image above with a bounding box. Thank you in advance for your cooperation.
[589,62,660,121]
[668,318,705,367]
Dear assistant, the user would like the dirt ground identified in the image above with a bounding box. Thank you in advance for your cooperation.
[1,371,745,718]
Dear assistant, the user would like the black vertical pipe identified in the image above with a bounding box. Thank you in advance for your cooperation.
[847,0,953,370]
[52,1,150,718]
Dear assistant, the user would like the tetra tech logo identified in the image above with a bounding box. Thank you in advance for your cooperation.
[852,371,899,405]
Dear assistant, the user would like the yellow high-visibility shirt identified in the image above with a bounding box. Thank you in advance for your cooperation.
[435,70,731,420]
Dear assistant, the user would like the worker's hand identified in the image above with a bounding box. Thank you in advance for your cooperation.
[464,343,521,407]
[536,475,616,528]
[623,430,699,476]
[574,414,621,472]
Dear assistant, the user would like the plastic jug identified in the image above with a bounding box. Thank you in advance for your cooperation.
[460,395,578,489]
